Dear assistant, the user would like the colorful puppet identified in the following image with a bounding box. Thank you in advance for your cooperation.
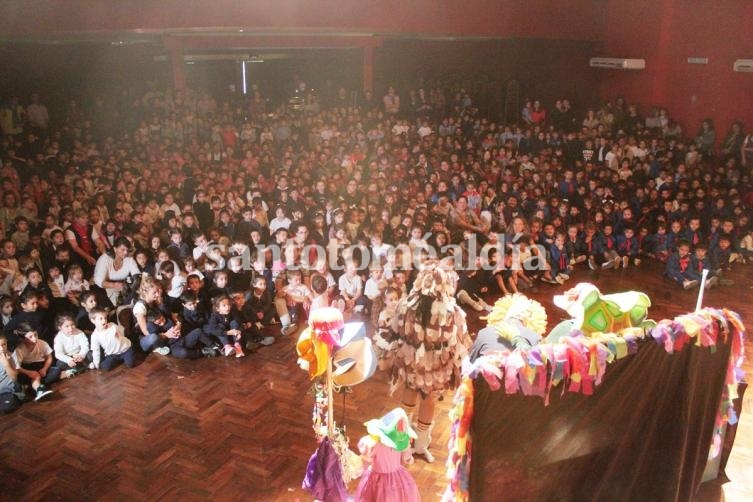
[298,309,377,500]
[547,283,654,342]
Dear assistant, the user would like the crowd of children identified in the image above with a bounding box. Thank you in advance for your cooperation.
[0,79,751,411]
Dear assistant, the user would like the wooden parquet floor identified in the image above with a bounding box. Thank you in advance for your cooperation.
[1,260,752,502]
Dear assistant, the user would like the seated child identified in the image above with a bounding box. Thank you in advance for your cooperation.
[666,220,683,254]
[90,308,136,371]
[53,313,91,374]
[178,291,212,344]
[0,295,12,330]
[275,269,313,335]
[482,247,511,295]
[244,275,278,330]
[75,291,98,335]
[0,259,17,297]
[157,260,185,312]
[204,294,245,357]
[63,263,90,306]
[740,227,753,261]
[711,234,742,279]
[363,266,387,322]
[47,264,68,307]
[373,288,402,374]
[691,243,717,289]
[647,223,671,263]
[548,233,572,284]
[146,307,213,359]
[338,262,365,315]
[0,333,22,413]
[12,322,59,401]
[564,225,587,266]
[20,267,53,303]
[616,226,640,268]
[665,240,699,290]
[231,289,275,349]
[207,270,232,300]
[310,274,330,312]
[597,223,620,270]
[4,291,50,349]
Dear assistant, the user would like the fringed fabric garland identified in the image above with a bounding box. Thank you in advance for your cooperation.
[442,308,746,502]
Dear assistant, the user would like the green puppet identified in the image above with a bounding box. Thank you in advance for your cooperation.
[546,283,654,343]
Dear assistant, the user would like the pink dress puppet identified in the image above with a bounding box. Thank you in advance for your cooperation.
[355,408,421,502]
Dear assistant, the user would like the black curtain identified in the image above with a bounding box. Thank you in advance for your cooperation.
[470,334,736,501]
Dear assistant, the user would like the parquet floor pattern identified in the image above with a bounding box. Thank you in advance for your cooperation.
[1,260,751,501]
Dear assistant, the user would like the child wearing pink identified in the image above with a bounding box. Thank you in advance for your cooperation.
[355,408,420,502]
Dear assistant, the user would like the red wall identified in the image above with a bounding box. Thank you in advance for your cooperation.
[1,0,602,41]
[599,0,753,136]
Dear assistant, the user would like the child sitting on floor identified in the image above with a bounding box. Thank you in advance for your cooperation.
[12,323,58,401]
[53,313,91,374]
[204,294,245,358]
[90,308,135,371]
[665,240,699,290]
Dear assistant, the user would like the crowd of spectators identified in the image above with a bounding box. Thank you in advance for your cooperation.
[0,75,752,410]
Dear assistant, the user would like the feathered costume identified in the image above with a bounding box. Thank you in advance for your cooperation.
[390,262,472,396]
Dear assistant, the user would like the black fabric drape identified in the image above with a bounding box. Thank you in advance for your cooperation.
[470,335,734,502]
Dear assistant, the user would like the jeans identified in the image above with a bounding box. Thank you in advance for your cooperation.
[101,347,136,371]
[55,351,93,370]
[139,333,164,353]
[168,328,211,359]
[19,361,61,386]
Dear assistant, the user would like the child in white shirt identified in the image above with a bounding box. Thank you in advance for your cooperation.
[90,308,135,371]
[53,313,91,373]
[364,266,387,322]
[12,323,58,401]
[63,264,90,305]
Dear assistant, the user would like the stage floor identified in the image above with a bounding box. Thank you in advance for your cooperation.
[1,260,751,501]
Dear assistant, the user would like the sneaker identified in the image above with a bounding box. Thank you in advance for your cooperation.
[34,387,54,402]
[541,276,559,284]
[201,347,219,357]
[622,256,629,268]
[234,343,246,358]
[555,275,566,285]
[259,336,275,346]
[558,273,570,281]
[88,362,96,370]
[601,260,613,270]
[281,325,296,336]
[683,280,699,290]
[613,257,621,270]
[223,345,236,357]
[588,257,597,270]
[153,346,170,356]
[705,276,719,289]
[61,369,76,379]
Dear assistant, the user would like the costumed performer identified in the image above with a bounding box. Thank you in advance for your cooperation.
[390,259,472,463]
[469,293,548,361]
[355,408,421,502]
